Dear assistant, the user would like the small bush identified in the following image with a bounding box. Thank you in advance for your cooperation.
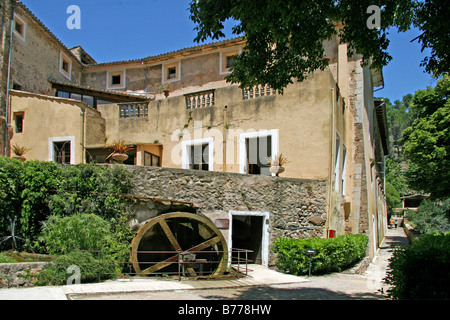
[40,213,113,255]
[0,252,17,263]
[272,234,368,276]
[406,198,450,235]
[385,233,450,299]
[36,251,115,286]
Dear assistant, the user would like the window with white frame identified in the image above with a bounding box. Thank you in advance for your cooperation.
[107,70,126,89]
[239,130,278,176]
[49,136,75,165]
[334,134,341,191]
[162,61,181,83]
[182,138,214,171]
[341,145,347,196]
[59,51,72,80]
[13,14,26,42]
[220,49,241,74]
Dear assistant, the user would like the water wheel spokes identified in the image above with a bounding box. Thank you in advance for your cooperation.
[130,212,228,277]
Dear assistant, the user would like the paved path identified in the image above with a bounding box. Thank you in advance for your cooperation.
[0,227,408,300]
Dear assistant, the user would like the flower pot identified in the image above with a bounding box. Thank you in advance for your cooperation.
[270,165,285,176]
[112,153,128,164]
[13,155,26,162]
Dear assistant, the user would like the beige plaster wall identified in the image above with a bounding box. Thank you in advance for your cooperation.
[98,69,341,181]
[9,90,103,164]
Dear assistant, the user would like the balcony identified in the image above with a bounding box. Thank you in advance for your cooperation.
[243,85,277,100]
[119,102,149,118]
[185,89,215,109]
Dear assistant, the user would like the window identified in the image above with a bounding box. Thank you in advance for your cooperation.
[341,145,347,196]
[226,55,235,69]
[111,75,121,85]
[182,138,214,171]
[220,49,240,74]
[144,152,161,167]
[14,113,24,133]
[162,61,181,83]
[13,14,26,41]
[239,130,279,176]
[190,144,210,171]
[53,141,71,165]
[167,67,177,79]
[246,136,272,175]
[334,134,341,191]
[59,51,72,80]
[107,70,126,89]
[56,90,71,99]
[49,136,75,165]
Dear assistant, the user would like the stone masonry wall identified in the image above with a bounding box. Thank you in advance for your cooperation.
[126,166,329,265]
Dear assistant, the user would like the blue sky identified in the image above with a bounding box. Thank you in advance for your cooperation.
[21,0,437,103]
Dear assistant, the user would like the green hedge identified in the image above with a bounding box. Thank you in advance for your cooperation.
[385,233,450,299]
[36,251,116,286]
[272,234,368,276]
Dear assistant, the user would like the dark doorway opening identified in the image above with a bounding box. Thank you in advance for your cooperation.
[231,215,263,264]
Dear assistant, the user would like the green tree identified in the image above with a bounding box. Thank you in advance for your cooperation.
[189,0,447,92]
[402,75,450,199]
[385,95,415,159]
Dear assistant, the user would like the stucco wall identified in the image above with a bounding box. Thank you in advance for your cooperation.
[9,90,104,164]
[98,69,338,181]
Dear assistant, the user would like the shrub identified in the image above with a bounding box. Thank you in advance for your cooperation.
[0,157,133,252]
[272,234,368,276]
[406,198,450,235]
[40,213,113,255]
[385,233,450,299]
[36,251,115,286]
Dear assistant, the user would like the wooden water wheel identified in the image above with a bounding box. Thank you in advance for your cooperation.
[130,212,228,277]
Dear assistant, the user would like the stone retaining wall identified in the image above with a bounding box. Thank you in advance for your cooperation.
[0,262,50,288]
[127,166,329,265]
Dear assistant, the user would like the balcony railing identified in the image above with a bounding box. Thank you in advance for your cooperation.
[243,85,277,100]
[185,89,215,109]
[119,102,149,118]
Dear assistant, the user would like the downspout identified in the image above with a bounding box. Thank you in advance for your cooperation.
[4,1,17,156]
[82,108,86,163]
[223,105,228,172]
[144,65,149,97]
[325,87,336,238]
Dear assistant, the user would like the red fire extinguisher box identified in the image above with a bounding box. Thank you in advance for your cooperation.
[328,229,335,238]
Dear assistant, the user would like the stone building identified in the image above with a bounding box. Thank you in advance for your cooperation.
[1,1,389,264]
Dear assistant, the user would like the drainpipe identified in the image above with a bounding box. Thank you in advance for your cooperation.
[223,105,228,172]
[3,1,17,156]
[81,108,86,163]
[325,87,336,237]
[144,65,149,97]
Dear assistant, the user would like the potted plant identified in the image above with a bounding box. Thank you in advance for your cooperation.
[159,83,170,98]
[108,140,133,164]
[11,143,30,162]
[269,154,288,176]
